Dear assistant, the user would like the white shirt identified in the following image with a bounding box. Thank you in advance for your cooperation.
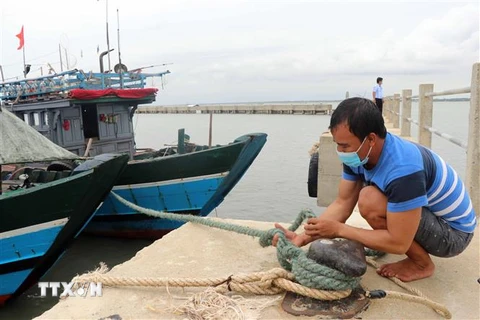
[373,84,383,99]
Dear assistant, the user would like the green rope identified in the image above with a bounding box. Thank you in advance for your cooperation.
[110,192,381,291]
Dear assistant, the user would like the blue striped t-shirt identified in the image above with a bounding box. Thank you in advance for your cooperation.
[343,133,477,233]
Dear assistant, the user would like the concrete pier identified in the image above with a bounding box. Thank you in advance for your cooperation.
[36,216,479,319]
[136,103,332,115]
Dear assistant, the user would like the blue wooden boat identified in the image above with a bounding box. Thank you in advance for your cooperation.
[86,132,266,238]
[1,69,267,239]
[0,107,129,305]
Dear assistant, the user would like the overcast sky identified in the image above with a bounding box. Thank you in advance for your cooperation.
[0,1,478,104]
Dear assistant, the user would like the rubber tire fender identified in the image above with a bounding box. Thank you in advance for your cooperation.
[307,152,318,198]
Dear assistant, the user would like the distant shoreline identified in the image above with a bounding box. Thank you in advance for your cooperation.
[143,98,470,108]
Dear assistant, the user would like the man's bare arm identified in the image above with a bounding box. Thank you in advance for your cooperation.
[296,178,363,246]
[337,207,421,254]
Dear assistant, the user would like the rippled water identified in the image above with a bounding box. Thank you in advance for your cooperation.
[0,100,470,319]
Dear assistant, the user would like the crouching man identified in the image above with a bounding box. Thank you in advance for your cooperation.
[274,97,476,282]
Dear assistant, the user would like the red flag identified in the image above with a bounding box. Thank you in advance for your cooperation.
[16,25,24,50]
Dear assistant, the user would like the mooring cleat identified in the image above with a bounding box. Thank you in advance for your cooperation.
[307,238,367,277]
[281,286,370,318]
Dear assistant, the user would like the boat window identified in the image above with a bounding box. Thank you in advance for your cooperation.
[23,113,30,125]
[33,113,40,126]
[81,105,100,138]
[42,112,48,127]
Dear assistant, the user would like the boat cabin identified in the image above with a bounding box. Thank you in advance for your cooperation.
[1,69,169,159]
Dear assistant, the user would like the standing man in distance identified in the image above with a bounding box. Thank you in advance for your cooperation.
[372,77,384,113]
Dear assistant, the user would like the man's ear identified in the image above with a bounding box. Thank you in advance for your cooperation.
[368,133,376,146]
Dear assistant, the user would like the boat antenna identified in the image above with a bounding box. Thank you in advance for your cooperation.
[58,44,64,72]
[117,8,123,89]
[97,0,111,72]
[64,48,70,70]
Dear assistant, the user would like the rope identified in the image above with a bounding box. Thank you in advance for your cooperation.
[366,257,451,318]
[110,192,361,291]
[104,192,451,318]
[12,91,24,105]
[72,265,350,301]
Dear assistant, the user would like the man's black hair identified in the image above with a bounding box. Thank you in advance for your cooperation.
[329,97,387,140]
[376,77,383,84]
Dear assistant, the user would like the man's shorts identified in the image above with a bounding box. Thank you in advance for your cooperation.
[414,207,474,257]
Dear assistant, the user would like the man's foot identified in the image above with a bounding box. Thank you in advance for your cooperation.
[376,257,435,282]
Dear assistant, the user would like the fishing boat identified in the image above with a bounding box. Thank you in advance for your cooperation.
[0,106,129,305]
[89,131,266,238]
[0,68,267,239]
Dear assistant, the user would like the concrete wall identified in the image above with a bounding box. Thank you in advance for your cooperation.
[316,131,342,207]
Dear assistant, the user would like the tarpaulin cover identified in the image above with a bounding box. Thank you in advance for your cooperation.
[68,88,158,100]
[0,107,80,165]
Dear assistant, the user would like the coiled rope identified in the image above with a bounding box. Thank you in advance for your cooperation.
[73,192,451,318]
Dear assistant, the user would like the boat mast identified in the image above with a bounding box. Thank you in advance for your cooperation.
[98,0,111,72]
[117,8,123,88]
[58,44,64,72]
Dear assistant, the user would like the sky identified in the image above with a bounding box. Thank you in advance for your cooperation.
[0,0,479,105]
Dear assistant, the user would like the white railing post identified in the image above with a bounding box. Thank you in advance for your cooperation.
[401,89,412,137]
[418,84,434,148]
[381,97,386,118]
[384,96,392,121]
[381,97,387,118]
[393,93,400,128]
[466,63,480,216]
[388,97,393,121]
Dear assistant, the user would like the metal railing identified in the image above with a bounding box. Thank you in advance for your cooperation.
[0,69,171,102]
[383,62,479,216]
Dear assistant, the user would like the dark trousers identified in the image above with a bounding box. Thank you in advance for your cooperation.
[375,98,383,114]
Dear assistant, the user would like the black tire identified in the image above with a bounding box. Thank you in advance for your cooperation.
[47,161,75,171]
[308,152,319,197]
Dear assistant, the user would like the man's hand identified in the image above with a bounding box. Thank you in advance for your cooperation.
[304,218,341,239]
[272,223,308,247]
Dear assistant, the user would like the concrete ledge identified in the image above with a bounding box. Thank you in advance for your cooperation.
[36,217,479,320]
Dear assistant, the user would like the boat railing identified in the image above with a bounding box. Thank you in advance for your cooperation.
[0,69,170,101]
[382,62,479,216]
